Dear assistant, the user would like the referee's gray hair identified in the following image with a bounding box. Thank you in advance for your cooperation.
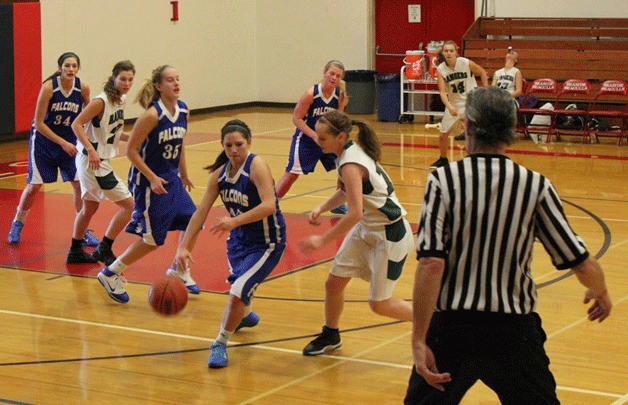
[465,86,517,147]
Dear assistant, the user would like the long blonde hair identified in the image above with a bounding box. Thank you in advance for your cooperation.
[134,65,172,109]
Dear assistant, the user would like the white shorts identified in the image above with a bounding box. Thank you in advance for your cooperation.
[76,152,131,203]
[331,219,414,301]
[440,101,466,133]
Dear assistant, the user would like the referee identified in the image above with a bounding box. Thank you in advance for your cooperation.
[404,86,612,404]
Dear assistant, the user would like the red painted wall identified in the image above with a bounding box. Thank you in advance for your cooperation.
[13,2,41,133]
[375,0,475,74]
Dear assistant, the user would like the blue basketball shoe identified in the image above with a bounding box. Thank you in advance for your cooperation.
[166,265,200,294]
[330,204,348,215]
[7,221,23,244]
[208,341,228,368]
[235,311,260,332]
[83,229,100,247]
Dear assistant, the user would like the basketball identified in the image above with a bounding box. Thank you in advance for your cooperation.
[148,275,188,316]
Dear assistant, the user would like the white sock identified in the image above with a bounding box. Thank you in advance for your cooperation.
[215,325,233,344]
[14,209,29,223]
[108,259,128,275]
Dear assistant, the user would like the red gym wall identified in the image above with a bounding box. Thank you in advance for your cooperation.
[375,0,475,74]
[13,1,41,133]
[0,0,41,139]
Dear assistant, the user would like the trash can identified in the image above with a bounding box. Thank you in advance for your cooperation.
[344,70,376,114]
[376,73,401,122]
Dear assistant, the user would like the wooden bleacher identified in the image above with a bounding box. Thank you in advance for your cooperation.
[462,17,628,83]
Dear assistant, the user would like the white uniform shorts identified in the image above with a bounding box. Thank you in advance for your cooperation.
[76,152,131,203]
[331,218,414,301]
[440,100,466,134]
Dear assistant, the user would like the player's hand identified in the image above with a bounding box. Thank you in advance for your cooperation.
[175,248,193,273]
[180,176,194,192]
[584,289,612,322]
[412,341,451,392]
[62,141,78,157]
[298,235,324,254]
[87,149,101,171]
[210,216,235,238]
[307,207,322,226]
[150,177,169,194]
[447,105,458,116]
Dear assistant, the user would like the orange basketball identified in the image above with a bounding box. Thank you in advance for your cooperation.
[148,275,188,316]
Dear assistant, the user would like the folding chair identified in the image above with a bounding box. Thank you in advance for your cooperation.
[517,78,559,143]
[553,79,591,143]
[588,80,627,145]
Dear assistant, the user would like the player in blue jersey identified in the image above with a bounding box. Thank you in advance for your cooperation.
[7,52,99,246]
[298,110,414,356]
[175,119,286,369]
[96,65,199,304]
[275,60,348,213]
[67,61,136,265]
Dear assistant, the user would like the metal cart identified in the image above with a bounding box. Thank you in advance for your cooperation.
[399,65,444,123]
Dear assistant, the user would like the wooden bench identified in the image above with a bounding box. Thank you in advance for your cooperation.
[462,18,628,82]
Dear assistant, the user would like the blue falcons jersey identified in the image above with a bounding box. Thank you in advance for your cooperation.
[218,153,286,247]
[34,76,83,147]
[302,84,340,131]
[129,99,188,187]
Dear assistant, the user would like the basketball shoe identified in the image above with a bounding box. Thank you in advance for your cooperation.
[67,247,99,264]
[166,266,200,294]
[330,204,348,215]
[235,311,260,332]
[83,229,100,247]
[7,221,23,244]
[91,243,117,266]
[208,341,228,368]
[97,267,129,304]
[302,326,342,356]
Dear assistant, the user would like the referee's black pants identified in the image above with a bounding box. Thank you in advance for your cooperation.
[404,310,560,405]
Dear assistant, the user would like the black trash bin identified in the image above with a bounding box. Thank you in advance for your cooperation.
[344,70,376,114]
[376,73,401,122]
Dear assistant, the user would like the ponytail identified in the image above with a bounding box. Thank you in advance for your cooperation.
[353,121,381,162]
[135,64,171,109]
[103,60,135,105]
[317,110,381,162]
[338,80,349,110]
[205,119,253,172]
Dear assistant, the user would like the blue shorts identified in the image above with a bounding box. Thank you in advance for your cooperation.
[285,131,336,174]
[27,132,77,184]
[126,177,196,246]
[227,242,286,305]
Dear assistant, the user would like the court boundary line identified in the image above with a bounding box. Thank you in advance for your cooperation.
[0,306,623,401]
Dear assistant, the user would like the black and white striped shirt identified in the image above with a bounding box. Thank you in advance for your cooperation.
[416,154,589,314]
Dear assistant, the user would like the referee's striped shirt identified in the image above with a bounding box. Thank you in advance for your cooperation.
[416,154,589,314]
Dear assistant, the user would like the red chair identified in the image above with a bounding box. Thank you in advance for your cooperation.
[553,79,591,143]
[588,80,627,145]
[517,78,559,143]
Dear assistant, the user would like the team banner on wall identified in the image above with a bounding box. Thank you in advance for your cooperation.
[0,4,15,137]
[0,1,41,140]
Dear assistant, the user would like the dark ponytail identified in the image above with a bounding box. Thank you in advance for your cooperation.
[205,120,253,172]
[43,52,80,83]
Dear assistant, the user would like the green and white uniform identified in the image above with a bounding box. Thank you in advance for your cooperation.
[331,140,414,301]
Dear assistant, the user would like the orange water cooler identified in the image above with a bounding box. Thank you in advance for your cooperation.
[403,50,425,80]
